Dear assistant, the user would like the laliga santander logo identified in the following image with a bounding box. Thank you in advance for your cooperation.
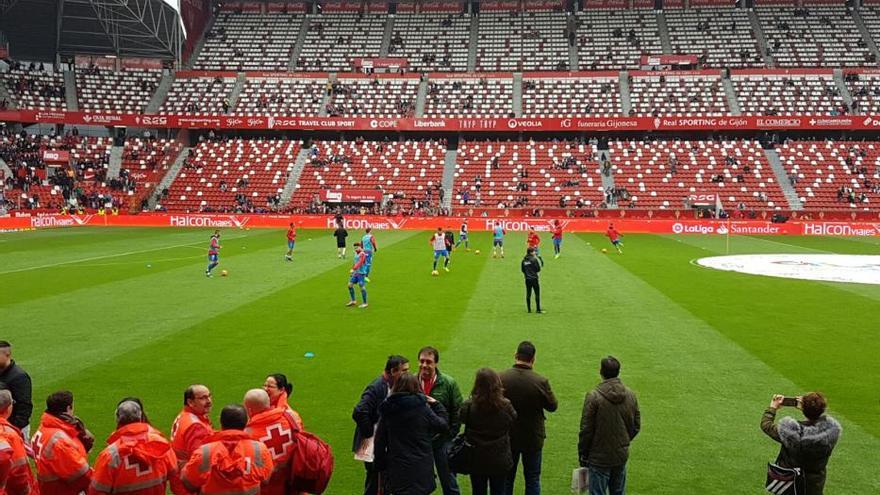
[672,222,716,234]
[716,224,729,235]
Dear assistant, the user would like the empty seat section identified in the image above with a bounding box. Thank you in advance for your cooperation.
[665,8,763,68]
[297,13,386,71]
[630,75,729,116]
[733,74,847,116]
[425,78,513,117]
[477,11,570,71]
[522,77,622,117]
[577,9,662,70]
[195,12,301,71]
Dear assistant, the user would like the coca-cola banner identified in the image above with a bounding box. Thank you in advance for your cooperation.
[585,0,628,8]
[5,110,880,132]
[640,55,699,66]
[319,189,384,203]
[42,150,70,164]
[321,1,364,12]
[4,214,879,237]
[75,55,116,69]
[481,0,521,10]
[524,0,564,10]
[121,58,164,70]
[421,1,463,12]
[351,57,410,70]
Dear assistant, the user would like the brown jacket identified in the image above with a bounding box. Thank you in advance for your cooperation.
[499,363,558,452]
[578,377,640,468]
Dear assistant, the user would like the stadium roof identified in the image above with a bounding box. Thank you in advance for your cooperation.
[0,0,183,62]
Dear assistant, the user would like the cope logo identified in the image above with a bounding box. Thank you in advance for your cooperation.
[369,119,397,129]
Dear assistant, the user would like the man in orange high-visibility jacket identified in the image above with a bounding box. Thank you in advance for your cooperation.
[181,404,273,495]
[89,400,178,495]
[32,391,93,495]
[244,390,300,495]
[0,391,36,495]
[171,385,213,495]
[171,385,214,468]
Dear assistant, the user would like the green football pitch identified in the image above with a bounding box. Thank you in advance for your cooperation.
[3,227,879,494]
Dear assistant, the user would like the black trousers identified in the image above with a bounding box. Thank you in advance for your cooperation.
[525,278,541,312]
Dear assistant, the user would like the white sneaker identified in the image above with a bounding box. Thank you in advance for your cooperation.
[359,303,368,309]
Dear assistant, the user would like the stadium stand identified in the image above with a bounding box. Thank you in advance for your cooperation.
[731,73,848,116]
[159,76,236,115]
[664,7,763,68]
[162,139,299,212]
[296,13,386,71]
[609,139,786,210]
[292,139,447,213]
[390,13,471,72]
[630,74,729,116]
[476,11,570,71]
[231,77,326,117]
[424,77,514,117]
[522,76,622,117]
[1,68,67,111]
[122,138,183,209]
[76,68,161,114]
[758,7,872,67]
[327,77,419,117]
[776,140,880,210]
[454,140,605,209]
[576,9,662,70]
[844,72,880,114]
[194,12,303,71]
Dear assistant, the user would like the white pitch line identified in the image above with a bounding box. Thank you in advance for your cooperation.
[0,235,246,275]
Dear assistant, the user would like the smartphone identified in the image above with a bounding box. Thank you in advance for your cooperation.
[781,397,799,407]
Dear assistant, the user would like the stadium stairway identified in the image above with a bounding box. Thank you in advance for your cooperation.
[63,69,78,111]
[227,73,247,112]
[764,148,803,210]
[288,16,310,71]
[0,82,16,110]
[512,73,523,117]
[601,158,617,210]
[567,14,578,70]
[721,75,743,115]
[186,16,216,69]
[318,73,335,117]
[0,156,13,180]
[415,77,428,117]
[852,8,880,63]
[279,146,311,207]
[107,146,124,180]
[379,15,394,57]
[467,14,478,72]
[441,148,458,211]
[619,71,633,116]
[145,72,174,114]
[656,11,673,54]
[833,69,855,110]
[749,9,774,67]
[149,146,190,210]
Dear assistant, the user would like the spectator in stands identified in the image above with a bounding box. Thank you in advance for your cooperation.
[500,341,557,495]
[0,342,32,437]
[578,356,641,495]
[33,390,94,495]
[761,393,840,495]
[181,404,273,495]
[90,400,177,495]
[460,368,517,495]
[374,373,449,495]
[353,356,410,495]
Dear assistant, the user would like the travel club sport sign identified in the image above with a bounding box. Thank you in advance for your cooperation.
[1,214,879,237]
[4,110,880,132]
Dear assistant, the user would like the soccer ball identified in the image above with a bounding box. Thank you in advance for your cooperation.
[601,248,608,254]
[221,270,229,276]
[474,249,481,255]
[431,270,439,276]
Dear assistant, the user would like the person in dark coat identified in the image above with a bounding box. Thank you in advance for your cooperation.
[578,356,640,495]
[761,392,841,495]
[352,355,410,495]
[499,341,557,495]
[521,248,543,313]
[460,368,517,495]
[375,373,449,495]
[0,341,32,437]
